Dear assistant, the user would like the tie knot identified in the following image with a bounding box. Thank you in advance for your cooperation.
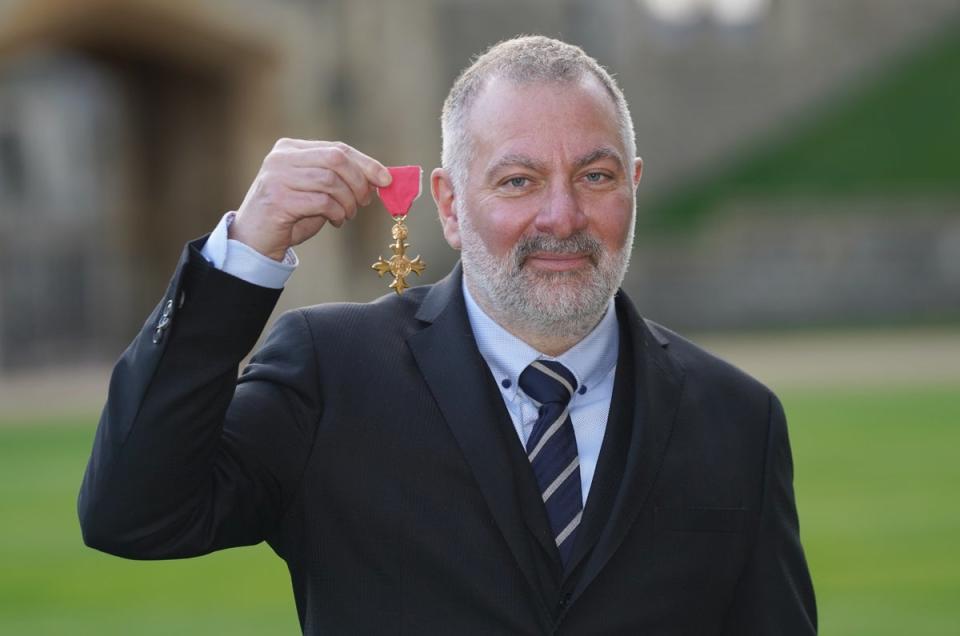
[519,360,578,406]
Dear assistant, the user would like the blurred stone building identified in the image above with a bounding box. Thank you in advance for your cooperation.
[0,0,957,372]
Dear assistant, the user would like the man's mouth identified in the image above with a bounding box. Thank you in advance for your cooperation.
[514,234,602,272]
[524,252,594,272]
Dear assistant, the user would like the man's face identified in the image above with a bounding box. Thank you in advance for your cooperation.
[438,75,642,336]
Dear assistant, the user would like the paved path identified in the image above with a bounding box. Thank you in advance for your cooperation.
[0,364,111,422]
[1,327,958,422]
[696,327,960,392]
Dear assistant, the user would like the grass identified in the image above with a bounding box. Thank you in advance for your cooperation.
[784,386,960,635]
[1,385,958,634]
[0,419,299,635]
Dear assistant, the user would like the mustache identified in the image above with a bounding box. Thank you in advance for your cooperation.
[513,233,602,267]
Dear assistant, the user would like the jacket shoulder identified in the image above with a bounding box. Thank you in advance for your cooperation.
[644,319,775,403]
[275,284,432,350]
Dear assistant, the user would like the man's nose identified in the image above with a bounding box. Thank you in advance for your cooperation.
[534,181,588,239]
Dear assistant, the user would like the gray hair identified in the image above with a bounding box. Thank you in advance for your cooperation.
[441,35,636,195]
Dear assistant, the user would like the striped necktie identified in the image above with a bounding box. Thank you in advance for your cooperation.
[519,360,582,568]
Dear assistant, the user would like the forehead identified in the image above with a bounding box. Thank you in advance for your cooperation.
[464,75,625,168]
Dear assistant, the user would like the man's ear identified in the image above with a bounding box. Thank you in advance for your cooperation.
[633,157,644,189]
[432,167,461,249]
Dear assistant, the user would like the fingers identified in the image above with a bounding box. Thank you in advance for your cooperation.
[283,189,349,227]
[273,139,391,187]
[266,141,392,216]
[280,167,364,219]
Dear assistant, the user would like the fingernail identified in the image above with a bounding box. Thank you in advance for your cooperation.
[379,169,392,186]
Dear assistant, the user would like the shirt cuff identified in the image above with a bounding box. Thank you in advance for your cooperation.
[200,212,298,289]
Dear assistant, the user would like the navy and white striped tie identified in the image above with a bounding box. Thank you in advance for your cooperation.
[519,360,582,568]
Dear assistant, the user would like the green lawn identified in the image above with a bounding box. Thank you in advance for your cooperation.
[784,386,960,635]
[1,385,958,634]
[0,420,299,635]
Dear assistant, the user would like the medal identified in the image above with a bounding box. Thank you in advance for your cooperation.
[372,165,426,294]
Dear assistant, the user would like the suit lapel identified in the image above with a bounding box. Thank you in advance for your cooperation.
[406,265,554,624]
[561,302,636,578]
[567,291,686,607]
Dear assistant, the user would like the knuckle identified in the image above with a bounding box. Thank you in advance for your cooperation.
[315,168,335,188]
[326,146,348,166]
[262,151,282,169]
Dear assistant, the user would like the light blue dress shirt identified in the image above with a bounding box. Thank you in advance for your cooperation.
[201,212,297,289]
[202,214,619,506]
[461,283,619,507]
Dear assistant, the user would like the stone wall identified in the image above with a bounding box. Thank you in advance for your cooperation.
[626,197,960,329]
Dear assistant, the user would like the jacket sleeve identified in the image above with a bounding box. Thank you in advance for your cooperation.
[720,392,818,634]
[78,238,321,559]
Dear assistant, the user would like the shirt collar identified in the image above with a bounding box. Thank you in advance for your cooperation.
[461,278,619,401]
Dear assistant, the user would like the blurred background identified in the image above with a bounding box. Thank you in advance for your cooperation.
[0,0,957,633]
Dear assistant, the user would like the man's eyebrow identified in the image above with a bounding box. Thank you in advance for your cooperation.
[573,147,626,172]
[485,154,547,181]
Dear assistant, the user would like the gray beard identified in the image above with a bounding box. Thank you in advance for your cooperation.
[458,205,633,342]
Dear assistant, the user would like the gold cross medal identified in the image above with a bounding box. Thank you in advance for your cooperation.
[372,165,426,294]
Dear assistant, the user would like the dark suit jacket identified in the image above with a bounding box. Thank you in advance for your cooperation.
[79,238,816,634]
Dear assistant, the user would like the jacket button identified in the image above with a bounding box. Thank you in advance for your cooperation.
[152,299,174,344]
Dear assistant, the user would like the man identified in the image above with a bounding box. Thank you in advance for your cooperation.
[80,36,816,634]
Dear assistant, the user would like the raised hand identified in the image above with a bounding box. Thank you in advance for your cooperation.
[230,139,392,261]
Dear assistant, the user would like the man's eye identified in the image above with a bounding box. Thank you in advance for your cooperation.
[585,172,608,183]
[507,177,528,188]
